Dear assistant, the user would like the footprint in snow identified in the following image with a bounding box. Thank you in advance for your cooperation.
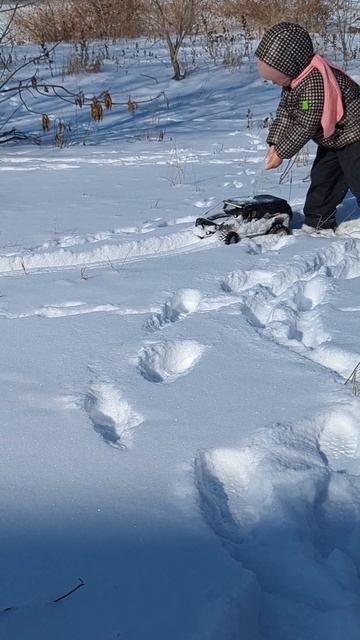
[138,340,205,383]
[144,288,202,331]
[223,181,243,189]
[193,198,215,209]
[195,404,360,636]
[84,383,143,449]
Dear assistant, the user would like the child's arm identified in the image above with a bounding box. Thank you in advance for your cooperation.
[267,90,293,148]
[271,72,324,159]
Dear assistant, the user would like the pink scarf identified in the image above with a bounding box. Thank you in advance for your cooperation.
[291,53,344,138]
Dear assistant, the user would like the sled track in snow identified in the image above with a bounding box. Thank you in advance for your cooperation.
[0,221,293,277]
[0,229,217,276]
[0,147,267,172]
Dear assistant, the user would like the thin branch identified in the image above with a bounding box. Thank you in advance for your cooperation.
[0,127,40,144]
[18,84,43,115]
[52,86,79,105]
[0,576,85,615]
[1,80,169,108]
[0,42,60,91]
[345,361,360,386]
[0,2,33,13]
[0,102,23,130]
[53,578,85,604]
[141,73,158,84]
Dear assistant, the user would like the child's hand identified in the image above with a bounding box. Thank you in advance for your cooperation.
[265,145,283,170]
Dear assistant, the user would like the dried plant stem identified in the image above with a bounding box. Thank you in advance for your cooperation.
[345,362,360,395]
[53,578,85,604]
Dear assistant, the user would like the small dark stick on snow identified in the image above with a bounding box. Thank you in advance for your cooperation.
[53,578,85,604]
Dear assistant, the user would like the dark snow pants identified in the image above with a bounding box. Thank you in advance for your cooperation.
[303,140,360,229]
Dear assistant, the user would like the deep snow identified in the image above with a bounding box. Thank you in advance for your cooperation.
[1,37,360,640]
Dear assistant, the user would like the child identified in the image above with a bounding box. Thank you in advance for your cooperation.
[255,22,360,230]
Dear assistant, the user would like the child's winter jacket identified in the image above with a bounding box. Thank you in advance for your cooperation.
[255,23,360,159]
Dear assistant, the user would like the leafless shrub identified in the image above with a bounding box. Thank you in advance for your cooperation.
[223,47,242,68]
[214,0,332,33]
[63,51,104,77]
[91,98,103,122]
[54,119,72,147]
[13,0,143,44]
[104,92,113,110]
[127,97,138,113]
[330,0,360,65]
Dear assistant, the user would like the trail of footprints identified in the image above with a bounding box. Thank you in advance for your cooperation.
[84,289,208,448]
[84,238,360,457]
[196,238,360,636]
[81,235,360,632]
[221,237,360,377]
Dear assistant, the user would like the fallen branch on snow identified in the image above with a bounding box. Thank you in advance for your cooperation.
[1,577,86,614]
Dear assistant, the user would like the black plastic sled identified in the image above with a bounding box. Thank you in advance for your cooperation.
[194,194,293,244]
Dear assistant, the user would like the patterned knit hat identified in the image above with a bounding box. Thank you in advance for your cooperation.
[255,23,314,79]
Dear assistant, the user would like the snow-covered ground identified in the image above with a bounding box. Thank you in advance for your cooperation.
[2,38,360,640]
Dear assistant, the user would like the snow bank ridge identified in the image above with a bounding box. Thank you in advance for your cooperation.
[0,230,205,275]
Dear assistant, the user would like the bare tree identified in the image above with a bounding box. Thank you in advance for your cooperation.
[142,0,208,80]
